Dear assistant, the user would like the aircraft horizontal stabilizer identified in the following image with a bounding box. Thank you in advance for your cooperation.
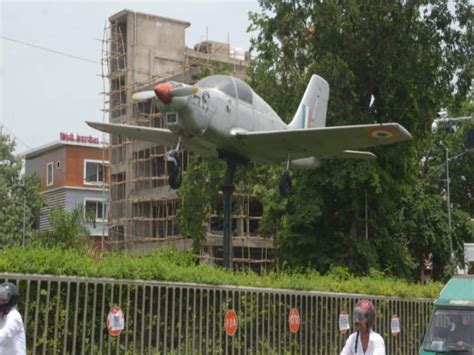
[86,121,179,148]
[232,123,412,164]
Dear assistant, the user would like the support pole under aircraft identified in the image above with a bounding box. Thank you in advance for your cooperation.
[222,159,237,269]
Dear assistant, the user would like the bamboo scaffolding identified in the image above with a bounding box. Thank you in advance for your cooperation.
[101,17,271,270]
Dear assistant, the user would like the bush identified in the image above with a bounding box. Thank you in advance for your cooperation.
[29,206,93,249]
[0,246,442,299]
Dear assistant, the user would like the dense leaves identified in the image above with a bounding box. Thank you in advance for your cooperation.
[241,0,473,280]
[0,246,442,298]
[0,132,43,248]
[177,155,223,252]
[177,0,473,282]
[0,132,97,250]
[30,206,95,249]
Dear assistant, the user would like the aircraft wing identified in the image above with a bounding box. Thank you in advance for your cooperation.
[232,123,412,164]
[86,121,218,157]
[86,121,179,147]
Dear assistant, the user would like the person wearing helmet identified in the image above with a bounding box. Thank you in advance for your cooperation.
[0,282,26,355]
[340,299,386,355]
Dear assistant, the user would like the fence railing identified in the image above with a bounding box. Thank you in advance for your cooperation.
[0,273,433,354]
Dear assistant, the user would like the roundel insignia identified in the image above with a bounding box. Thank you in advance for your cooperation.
[369,128,395,139]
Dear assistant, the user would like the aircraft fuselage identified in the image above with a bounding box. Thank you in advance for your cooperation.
[158,79,287,160]
[88,74,412,169]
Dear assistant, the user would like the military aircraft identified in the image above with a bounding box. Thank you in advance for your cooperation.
[87,74,412,195]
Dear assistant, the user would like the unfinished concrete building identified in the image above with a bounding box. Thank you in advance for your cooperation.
[102,9,273,270]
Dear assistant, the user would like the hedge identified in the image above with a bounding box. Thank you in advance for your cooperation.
[0,246,442,299]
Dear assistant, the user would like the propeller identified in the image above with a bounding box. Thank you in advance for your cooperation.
[169,86,198,97]
[132,83,198,104]
[154,83,198,104]
[132,91,156,102]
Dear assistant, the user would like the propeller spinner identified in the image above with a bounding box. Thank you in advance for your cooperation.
[132,82,198,103]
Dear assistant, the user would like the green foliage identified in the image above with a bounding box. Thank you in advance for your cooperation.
[29,206,95,249]
[176,1,473,282]
[0,131,43,248]
[177,155,224,252]
[245,0,473,280]
[200,60,233,77]
[423,122,474,217]
[0,246,439,353]
[0,246,442,299]
[2,269,431,354]
[416,121,474,277]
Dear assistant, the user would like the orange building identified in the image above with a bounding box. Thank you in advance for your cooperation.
[24,132,109,241]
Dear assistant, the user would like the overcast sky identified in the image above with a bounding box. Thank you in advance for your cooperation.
[0,0,260,153]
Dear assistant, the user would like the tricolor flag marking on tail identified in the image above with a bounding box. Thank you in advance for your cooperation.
[300,104,311,129]
[289,75,329,130]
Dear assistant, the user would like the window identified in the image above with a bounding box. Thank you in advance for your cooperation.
[196,75,236,98]
[422,309,474,352]
[46,162,53,186]
[84,160,105,184]
[85,200,107,221]
[235,78,253,104]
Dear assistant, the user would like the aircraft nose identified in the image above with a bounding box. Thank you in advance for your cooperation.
[154,82,173,104]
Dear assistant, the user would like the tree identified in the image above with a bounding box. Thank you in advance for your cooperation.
[419,120,474,276]
[0,131,43,248]
[30,206,93,249]
[177,155,223,253]
[247,0,473,279]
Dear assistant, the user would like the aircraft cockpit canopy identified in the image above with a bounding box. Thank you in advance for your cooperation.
[233,78,253,104]
[196,75,253,105]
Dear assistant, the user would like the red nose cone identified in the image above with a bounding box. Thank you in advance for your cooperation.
[154,82,173,104]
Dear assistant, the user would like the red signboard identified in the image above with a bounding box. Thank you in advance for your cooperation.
[288,308,301,333]
[107,306,125,336]
[224,310,238,336]
[60,132,100,144]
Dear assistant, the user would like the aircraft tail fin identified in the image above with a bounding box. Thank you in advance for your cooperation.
[288,75,329,130]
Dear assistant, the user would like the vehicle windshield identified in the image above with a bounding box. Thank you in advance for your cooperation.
[422,309,474,353]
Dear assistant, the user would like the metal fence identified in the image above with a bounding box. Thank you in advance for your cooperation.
[0,273,433,354]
